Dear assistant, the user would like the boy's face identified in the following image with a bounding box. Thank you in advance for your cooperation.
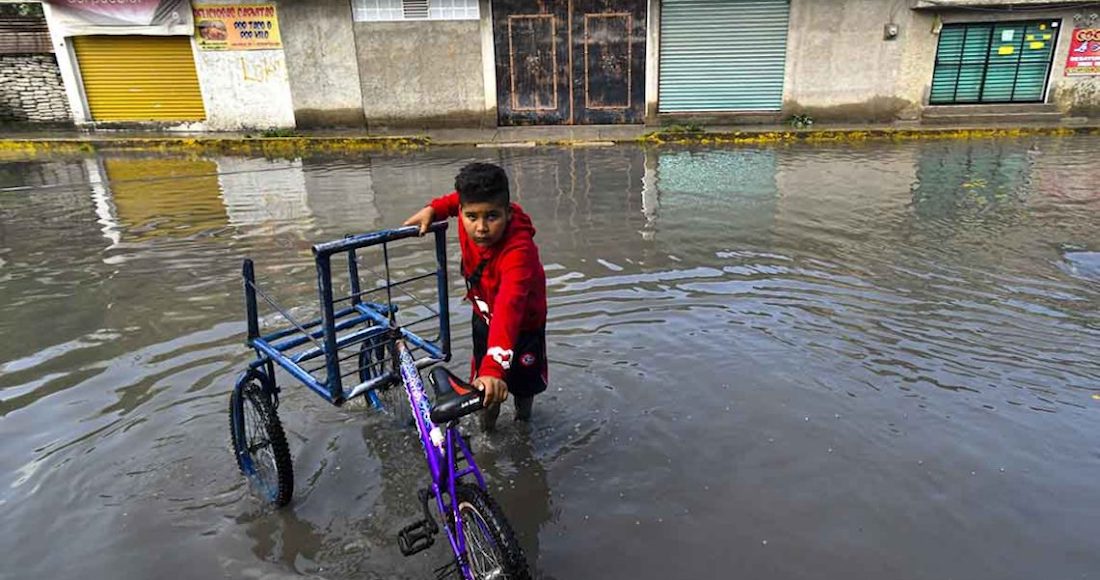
[460,201,510,247]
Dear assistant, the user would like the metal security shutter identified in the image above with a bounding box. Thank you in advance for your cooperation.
[73,35,205,121]
[930,21,1059,104]
[659,0,790,112]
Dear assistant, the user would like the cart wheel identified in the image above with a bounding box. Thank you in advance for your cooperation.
[230,375,293,507]
[358,336,411,426]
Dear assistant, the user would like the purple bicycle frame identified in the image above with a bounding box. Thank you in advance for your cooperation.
[396,340,486,578]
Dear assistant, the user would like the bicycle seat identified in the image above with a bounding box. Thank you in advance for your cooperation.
[428,367,484,423]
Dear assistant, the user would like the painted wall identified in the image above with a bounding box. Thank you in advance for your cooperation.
[194,48,295,130]
[277,0,366,128]
[1053,28,1100,117]
[353,20,489,128]
[191,1,294,131]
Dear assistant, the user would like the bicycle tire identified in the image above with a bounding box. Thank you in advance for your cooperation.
[229,380,294,507]
[452,483,531,580]
[359,337,411,427]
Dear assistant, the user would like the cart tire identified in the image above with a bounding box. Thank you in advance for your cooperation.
[230,378,294,507]
[359,337,411,427]
[452,484,531,580]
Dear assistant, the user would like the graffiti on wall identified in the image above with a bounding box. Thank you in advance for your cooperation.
[239,54,284,83]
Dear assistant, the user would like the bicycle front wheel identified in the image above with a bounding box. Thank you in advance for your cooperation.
[453,484,530,580]
[229,379,294,507]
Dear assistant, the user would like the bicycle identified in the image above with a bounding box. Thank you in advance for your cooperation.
[229,222,531,579]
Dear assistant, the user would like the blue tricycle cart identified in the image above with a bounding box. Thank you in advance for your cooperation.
[230,222,530,579]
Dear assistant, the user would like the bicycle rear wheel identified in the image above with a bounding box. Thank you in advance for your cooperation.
[229,378,294,507]
[453,483,530,580]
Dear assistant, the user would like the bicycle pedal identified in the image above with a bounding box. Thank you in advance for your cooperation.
[398,519,436,556]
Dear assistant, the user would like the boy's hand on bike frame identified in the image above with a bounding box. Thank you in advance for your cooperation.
[473,376,509,406]
[402,206,435,236]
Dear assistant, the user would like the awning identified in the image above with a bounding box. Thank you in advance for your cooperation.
[45,0,193,36]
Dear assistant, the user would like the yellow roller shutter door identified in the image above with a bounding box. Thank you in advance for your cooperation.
[73,35,206,122]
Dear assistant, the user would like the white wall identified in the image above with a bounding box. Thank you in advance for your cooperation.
[193,48,296,130]
[191,0,294,130]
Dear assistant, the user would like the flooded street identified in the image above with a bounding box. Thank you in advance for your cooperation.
[1,137,1098,580]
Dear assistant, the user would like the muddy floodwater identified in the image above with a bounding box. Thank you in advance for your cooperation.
[1,137,1098,580]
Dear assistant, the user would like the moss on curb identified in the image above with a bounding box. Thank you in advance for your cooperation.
[638,126,1097,145]
[0,135,429,159]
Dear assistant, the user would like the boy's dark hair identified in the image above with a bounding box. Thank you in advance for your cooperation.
[455,162,509,206]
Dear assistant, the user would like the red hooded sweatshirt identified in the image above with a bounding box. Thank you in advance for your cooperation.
[429,192,547,380]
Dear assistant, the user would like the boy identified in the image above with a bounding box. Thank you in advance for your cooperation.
[403,162,548,431]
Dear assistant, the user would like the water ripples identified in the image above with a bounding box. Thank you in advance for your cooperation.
[1,138,1099,579]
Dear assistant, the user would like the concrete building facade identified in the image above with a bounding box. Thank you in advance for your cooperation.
[1,0,1096,130]
[278,0,366,128]
[782,0,1100,122]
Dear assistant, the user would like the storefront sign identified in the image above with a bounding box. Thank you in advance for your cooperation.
[192,4,281,50]
[1065,28,1100,76]
[45,0,193,36]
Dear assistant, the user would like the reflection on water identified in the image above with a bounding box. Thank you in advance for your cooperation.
[104,158,228,240]
[1,137,1099,580]
[912,143,1034,221]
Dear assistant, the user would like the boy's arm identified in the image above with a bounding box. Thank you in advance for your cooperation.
[478,246,535,380]
[403,191,459,235]
[428,191,460,220]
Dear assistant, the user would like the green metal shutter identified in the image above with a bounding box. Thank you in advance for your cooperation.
[929,21,1058,105]
[1011,22,1057,101]
[659,0,790,112]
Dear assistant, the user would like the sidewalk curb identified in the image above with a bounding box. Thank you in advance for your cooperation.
[0,124,1097,156]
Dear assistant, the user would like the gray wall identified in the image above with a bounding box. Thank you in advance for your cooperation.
[0,54,71,123]
[354,20,489,128]
[783,0,925,122]
[279,0,366,128]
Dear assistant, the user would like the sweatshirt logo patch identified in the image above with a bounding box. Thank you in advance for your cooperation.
[488,347,513,370]
[520,352,537,367]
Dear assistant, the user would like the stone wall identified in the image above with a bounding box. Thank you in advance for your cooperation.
[0,54,71,123]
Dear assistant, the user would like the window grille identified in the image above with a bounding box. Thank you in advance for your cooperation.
[352,0,478,22]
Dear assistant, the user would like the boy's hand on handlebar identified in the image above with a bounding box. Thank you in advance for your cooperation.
[402,206,434,236]
[473,376,508,406]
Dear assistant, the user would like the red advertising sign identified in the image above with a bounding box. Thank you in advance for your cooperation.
[1065,27,1100,76]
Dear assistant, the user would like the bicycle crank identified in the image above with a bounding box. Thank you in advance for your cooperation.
[398,488,439,556]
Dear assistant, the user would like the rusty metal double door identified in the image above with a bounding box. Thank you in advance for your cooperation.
[493,0,646,125]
